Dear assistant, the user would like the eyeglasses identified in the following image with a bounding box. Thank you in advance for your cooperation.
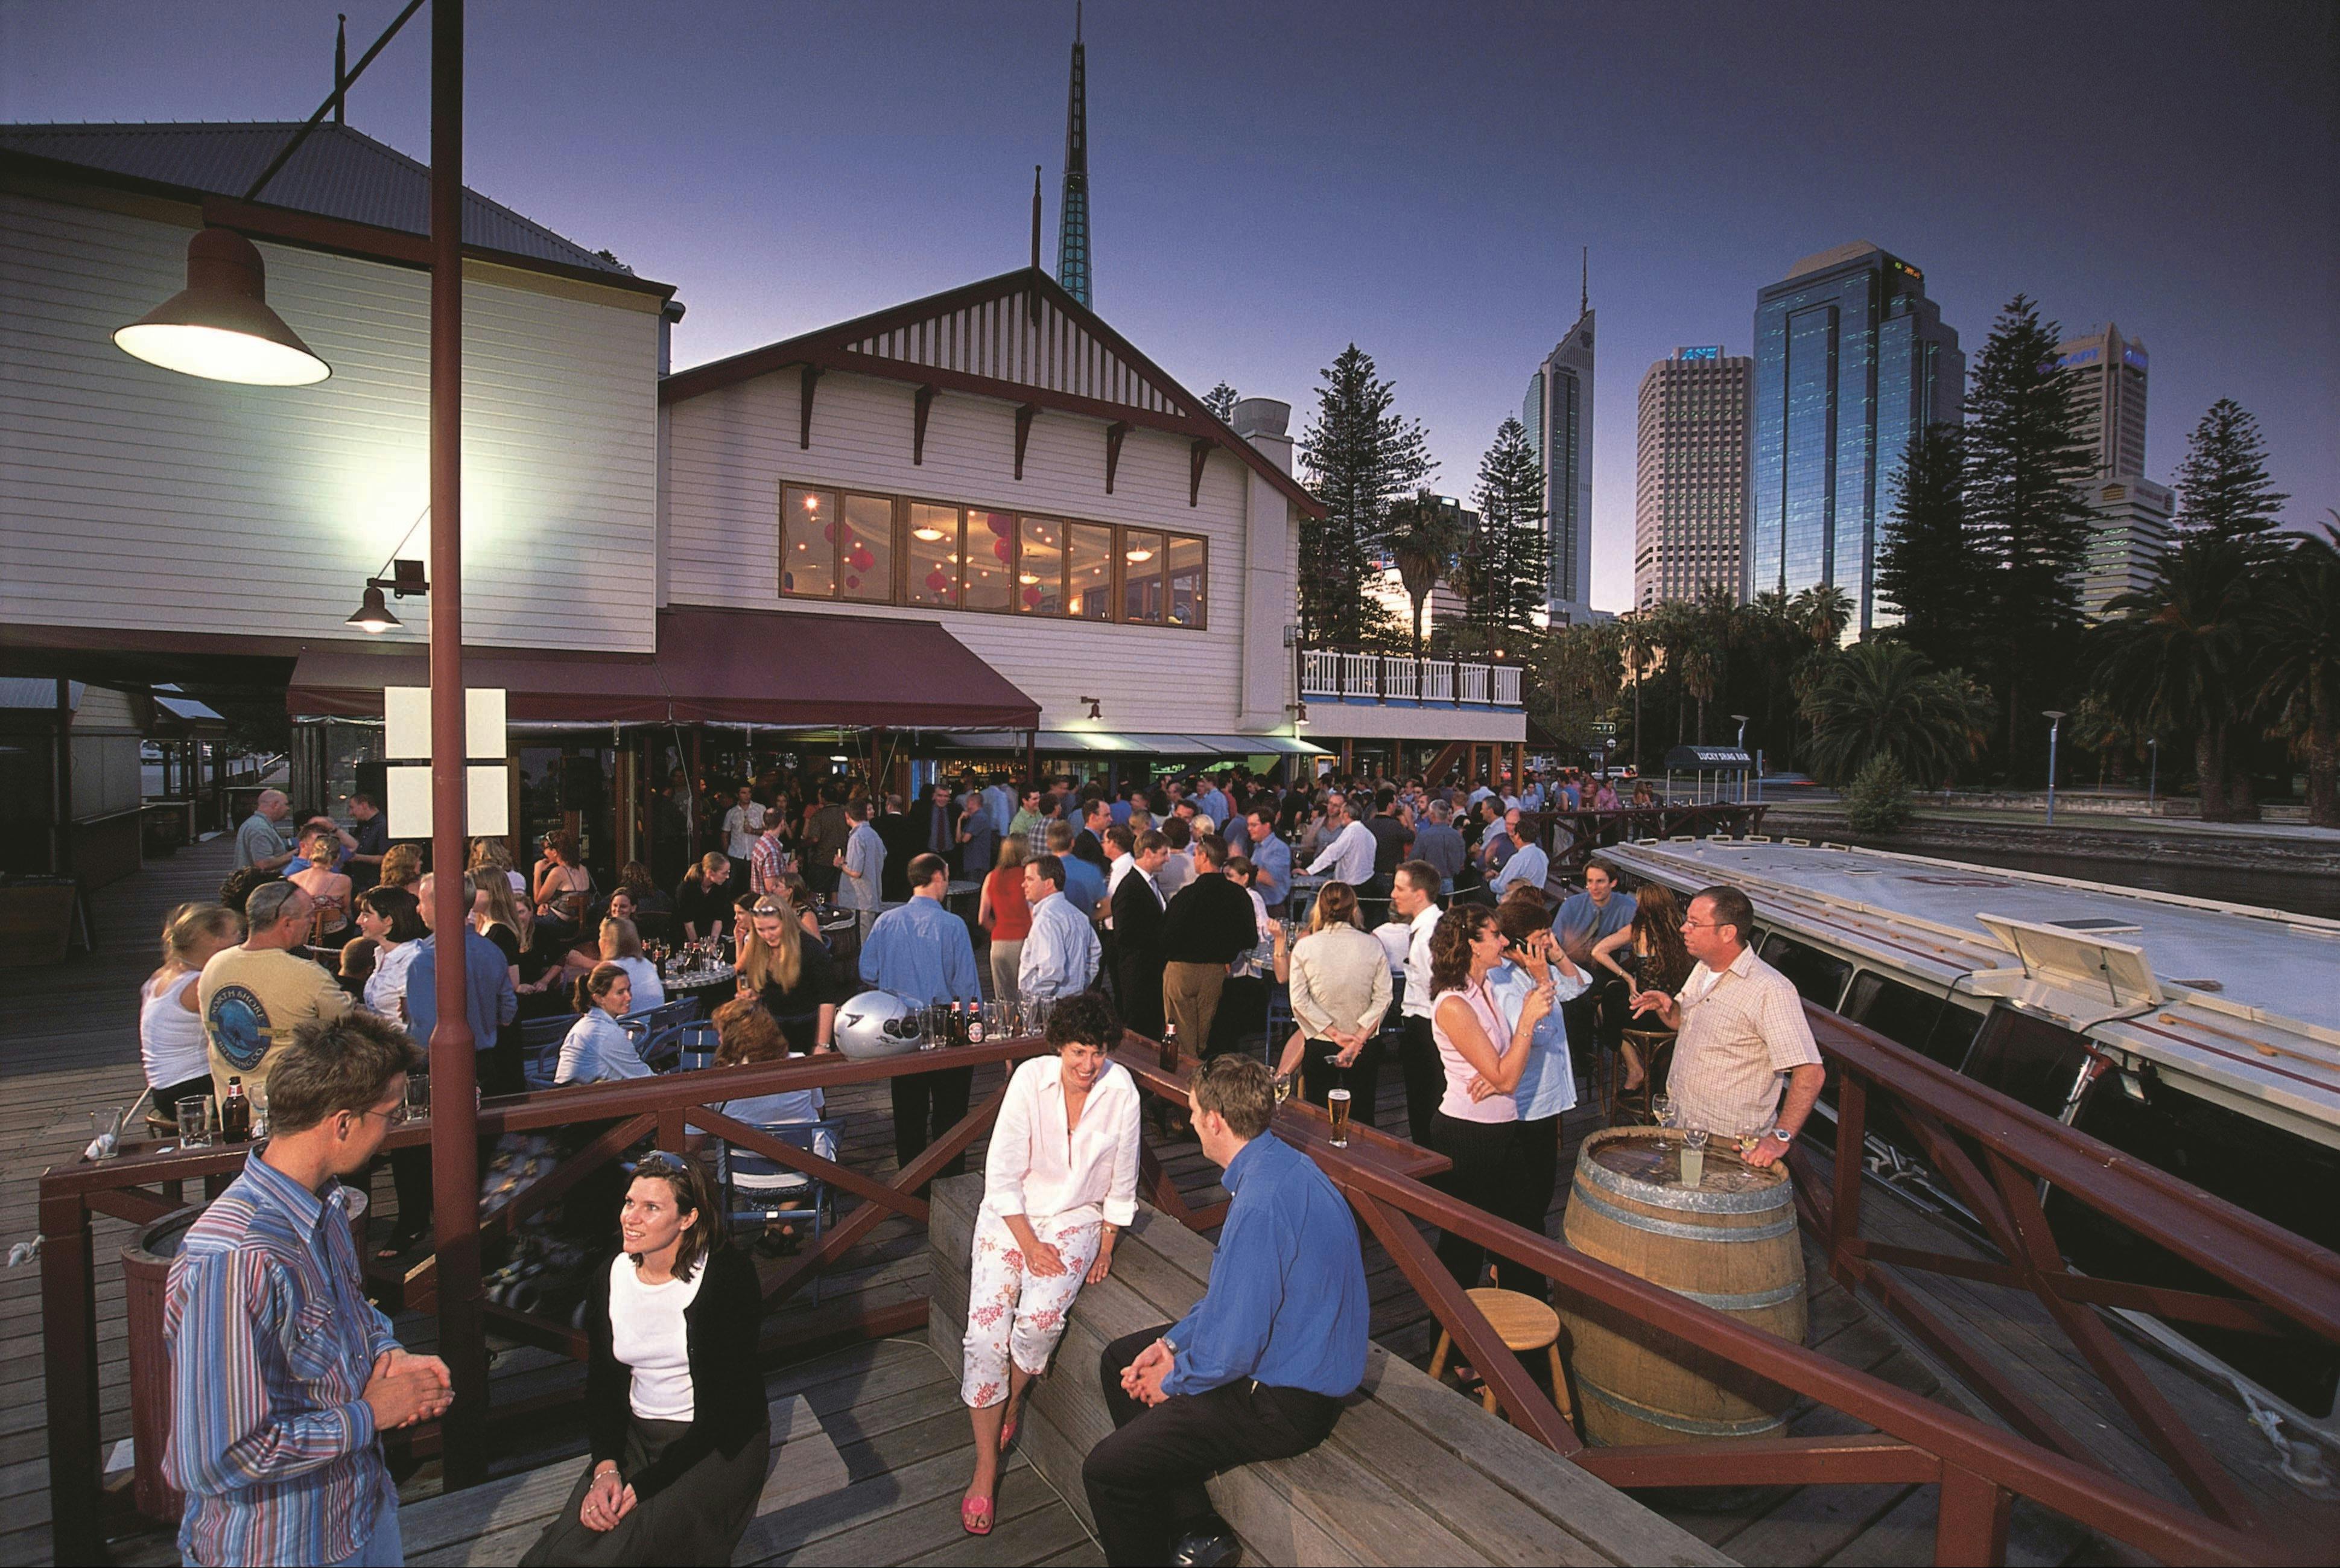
[352,1102,410,1128]
[635,1150,690,1174]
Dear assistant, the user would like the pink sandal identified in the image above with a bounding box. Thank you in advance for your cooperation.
[999,1412,1019,1452]
[962,1493,995,1535]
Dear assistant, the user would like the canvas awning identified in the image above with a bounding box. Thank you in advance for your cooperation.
[287,605,1039,731]
[933,730,1325,758]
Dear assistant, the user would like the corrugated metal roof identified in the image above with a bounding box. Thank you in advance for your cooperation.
[0,121,627,276]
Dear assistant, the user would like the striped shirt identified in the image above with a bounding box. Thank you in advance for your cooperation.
[750,831,789,896]
[165,1149,400,1566]
[1665,946,1824,1138]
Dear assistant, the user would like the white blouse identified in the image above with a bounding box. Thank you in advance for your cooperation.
[557,1010,653,1085]
[607,1254,702,1421]
[981,1054,1142,1228]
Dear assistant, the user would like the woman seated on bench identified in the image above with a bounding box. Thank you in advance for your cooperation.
[960,991,1141,1538]
[709,996,831,1257]
[556,965,652,1085]
[522,1152,769,1567]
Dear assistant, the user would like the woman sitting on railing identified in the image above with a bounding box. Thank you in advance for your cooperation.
[1591,881,1693,1100]
[1427,904,1552,1290]
[557,965,652,1086]
[708,997,830,1257]
[960,991,1140,1537]
[522,1152,769,1567]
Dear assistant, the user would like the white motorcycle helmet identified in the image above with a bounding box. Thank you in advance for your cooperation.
[833,989,928,1059]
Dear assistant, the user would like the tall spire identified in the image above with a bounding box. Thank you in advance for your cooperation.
[332,13,347,124]
[1580,246,1588,319]
[1055,4,1092,309]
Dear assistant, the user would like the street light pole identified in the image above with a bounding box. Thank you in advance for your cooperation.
[2043,710,2066,827]
[2147,737,2159,812]
[426,0,487,1488]
[1731,714,1749,803]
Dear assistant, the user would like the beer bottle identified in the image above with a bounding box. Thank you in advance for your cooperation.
[1159,1020,1179,1074]
[966,1002,986,1045]
[219,1078,252,1144]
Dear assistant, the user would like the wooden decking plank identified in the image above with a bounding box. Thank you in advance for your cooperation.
[734,1444,1034,1563]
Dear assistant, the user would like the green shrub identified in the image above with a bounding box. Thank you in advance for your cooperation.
[1844,753,1915,834]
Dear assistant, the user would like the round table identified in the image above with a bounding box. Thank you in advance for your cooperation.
[661,965,738,1015]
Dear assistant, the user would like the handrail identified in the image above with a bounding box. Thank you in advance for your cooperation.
[1295,645,1526,707]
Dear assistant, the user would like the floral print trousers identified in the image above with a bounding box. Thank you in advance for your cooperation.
[960,1210,1103,1409]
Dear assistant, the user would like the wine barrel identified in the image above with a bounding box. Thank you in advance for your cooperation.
[1559,1126,1806,1445]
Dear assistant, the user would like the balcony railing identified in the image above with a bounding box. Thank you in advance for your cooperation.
[1299,647,1524,708]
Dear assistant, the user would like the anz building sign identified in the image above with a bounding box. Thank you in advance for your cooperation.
[1676,346,1722,361]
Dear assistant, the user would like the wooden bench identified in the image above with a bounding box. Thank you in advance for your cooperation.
[396,1393,846,1564]
[926,1174,1730,1568]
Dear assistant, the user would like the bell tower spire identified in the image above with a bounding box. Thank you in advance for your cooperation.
[1055,4,1092,309]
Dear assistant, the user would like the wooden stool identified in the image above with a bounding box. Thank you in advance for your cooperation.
[1428,1287,1575,1425]
[1602,1029,1673,1125]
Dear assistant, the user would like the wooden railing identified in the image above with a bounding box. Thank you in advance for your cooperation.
[43,1016,2336,1566]
[1298,646,1524,708]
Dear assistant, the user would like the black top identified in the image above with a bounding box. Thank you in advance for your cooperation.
[1073,828,1108,870]
[1161,872,1259,966]
[874,812,922,902]
[481,921,522,969]
[585,1246,769,1499]
[753,939,843,1053]
[1365,814,1414,878]
[676,875,732,938]
[1110,867,1168,962]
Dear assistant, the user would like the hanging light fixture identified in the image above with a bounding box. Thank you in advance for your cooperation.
[345,537,430,635]
[114,227,332,386]
[346,583,401,633]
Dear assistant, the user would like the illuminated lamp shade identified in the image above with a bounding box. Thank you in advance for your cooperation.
[912,522,947,542]
[1124,545,1155,563]
[345,583,400,633]
[113,227,331,386]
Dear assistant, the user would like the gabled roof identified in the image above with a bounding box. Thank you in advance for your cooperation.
[661,267,1322,518]
[0,121,671,296]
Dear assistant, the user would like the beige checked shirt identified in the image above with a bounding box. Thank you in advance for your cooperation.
[1664,946,1822,1138]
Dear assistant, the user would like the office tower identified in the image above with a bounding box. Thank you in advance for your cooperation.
[1635,347,1751,611]
[1055,6,1092,309]
[2051,323,2148,480]
[1748,240,1963,633]
[1524,260,1594,625]
[2076,475,2173,620]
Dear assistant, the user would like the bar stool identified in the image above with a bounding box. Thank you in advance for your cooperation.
[1600,1029,1674,1125]
[1428,1286,1576,1426]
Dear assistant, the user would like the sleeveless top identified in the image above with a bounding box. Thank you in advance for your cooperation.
[141,970,210,1090]
[1430,980,1518,1123]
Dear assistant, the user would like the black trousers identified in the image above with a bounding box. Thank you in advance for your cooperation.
[1298,1036,1379,1134]
[1208,974,1269,1060]
[1397,1015,1443,1146]
[1083,1325,1344,1567]
[1500,1113,1564,1301]
[890,1064,974,1189]
[1113,954,1164,1042]
[1429,1113,1530,1290]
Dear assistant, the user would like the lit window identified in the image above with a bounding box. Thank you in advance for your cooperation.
[1018,518,1064,614]
[840,494,893,602]
[905,503,962,608]
[1121,529,1165,622]
[780,485,839,598]
[965,511,1014,611]
[1166,535,1207,627]
[1067,523,1113,620]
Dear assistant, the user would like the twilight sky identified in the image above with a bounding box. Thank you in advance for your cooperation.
[6,0,2332,611]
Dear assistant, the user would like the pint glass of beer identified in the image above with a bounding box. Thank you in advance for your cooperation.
[1327,1088,1352,1147]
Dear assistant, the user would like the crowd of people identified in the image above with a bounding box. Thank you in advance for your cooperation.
[150,760,1818,1568]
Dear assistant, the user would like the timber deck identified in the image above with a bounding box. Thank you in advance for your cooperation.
[3,836,2324,1564]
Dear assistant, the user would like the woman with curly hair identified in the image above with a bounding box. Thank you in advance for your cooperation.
[1425,904,1551,1290]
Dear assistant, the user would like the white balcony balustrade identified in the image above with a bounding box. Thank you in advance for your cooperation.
[1295,647,1523,708]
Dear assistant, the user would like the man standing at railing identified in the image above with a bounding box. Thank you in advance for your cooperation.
[1085,1055,1366,1567]
[1631,883,1822,1164]
[861,853,983,1189]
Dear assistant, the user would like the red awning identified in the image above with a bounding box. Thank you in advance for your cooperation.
[286,605,1040,730]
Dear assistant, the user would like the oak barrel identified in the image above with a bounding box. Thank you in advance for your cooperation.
[1559,1127,1806,1445]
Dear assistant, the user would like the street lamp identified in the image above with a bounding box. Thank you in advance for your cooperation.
[1731,714,1750,803]
[2043,710,2067,825]
[2146,737,2160,811]
[113,0,487,1490]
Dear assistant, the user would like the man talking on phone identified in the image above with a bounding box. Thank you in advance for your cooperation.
[1082,1055,1366,1566]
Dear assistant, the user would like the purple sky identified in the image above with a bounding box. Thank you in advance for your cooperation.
[6,1,2332,610]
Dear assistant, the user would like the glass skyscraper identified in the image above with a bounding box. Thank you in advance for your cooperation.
[1523,306,1595,625]
[1748,241,1962,632]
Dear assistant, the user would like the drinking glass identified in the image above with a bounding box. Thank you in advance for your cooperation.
[176,1099,212,1149]
[1650,1094,1676,1130]
[1272,1072,1295,1108]
[405,1074,431,1122]
[89,1108,122,1160]
[1681,1126,1710,1189]
[1327,1087,1352,1147]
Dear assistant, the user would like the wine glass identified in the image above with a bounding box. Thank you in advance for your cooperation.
[1685,1126,1710,1154]
[1272,1071,1295,1108]
[1650,1094,1676,1131]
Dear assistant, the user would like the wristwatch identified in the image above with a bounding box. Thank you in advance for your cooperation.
[1769,1126,1795,1143]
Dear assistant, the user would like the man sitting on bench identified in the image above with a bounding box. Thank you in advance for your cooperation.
[1083,1055,1368,1567]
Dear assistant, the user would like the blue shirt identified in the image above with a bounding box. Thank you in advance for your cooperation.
[858,895,980,1005]
[1164,1134,1368,1399]
[1554,890,1637,956]
[404,930,518,1051]
[1061,854,1107,922]
[1247,832,1292,907]
[166,1150,399,1566]
[1486,960,1587,1120]
[1491,842,1549,899]
[1110,799,1132,826]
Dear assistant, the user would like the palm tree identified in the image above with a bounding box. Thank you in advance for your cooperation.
[1790,583,1853,650]
[1385,490,1464,661]
[2085,534,2260,822]
[2254,521,2340,826]
[1618,614,1657,772]
[1799,641,1994,787]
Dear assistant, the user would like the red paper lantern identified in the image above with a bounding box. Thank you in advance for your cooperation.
[822,523,834,542]
[992,538,1011,562]
[985,513,1012,536]
[925,569,950,593]
[1022,585,1042,608]
[846,576,861,590]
